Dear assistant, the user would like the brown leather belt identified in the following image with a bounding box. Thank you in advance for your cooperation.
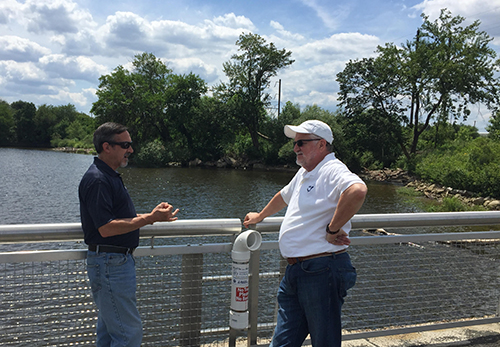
[286,250,347,265]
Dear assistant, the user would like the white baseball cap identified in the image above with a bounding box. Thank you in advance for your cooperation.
[284,120,333,144]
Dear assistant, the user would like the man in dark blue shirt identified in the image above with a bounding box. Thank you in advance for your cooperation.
[79,122,179,347]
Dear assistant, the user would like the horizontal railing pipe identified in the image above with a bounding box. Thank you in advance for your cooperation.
[3,211,500,243]
[0,218,242,243]
[250,211,500,232]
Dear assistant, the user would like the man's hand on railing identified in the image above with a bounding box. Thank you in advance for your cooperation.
[243,212,263,228]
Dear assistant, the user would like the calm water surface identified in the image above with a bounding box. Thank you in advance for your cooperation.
[0,147,417,226]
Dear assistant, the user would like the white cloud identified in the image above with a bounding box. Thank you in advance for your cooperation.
[0,0,20,25]
[24,0,96,34]
[166,57,219,83]
[412,0,500,41]
[60,29,104,56]
[212,13,255,31]
[299,0,350,31]
[90,12,250,59]
[39,55,108,82]
[294,33,380,63]
[0,36,51,62]
[49,87,90,107]
[270,21,305,41]
[103,11,150,49]
[0,60,47,85]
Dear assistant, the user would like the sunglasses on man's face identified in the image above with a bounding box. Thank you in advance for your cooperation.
[293,139,320,147]
[107,141,133,149]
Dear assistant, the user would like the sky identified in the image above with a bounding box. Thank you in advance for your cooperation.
[1,0,500,131]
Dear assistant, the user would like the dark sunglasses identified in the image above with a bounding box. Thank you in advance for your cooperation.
[293,139,320,147]
[107,141,133,149]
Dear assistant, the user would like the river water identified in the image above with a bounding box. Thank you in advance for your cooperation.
[0,147,417,226]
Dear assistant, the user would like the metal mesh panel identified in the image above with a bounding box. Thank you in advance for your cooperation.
[251,239,500,342]
[1,259,95,346]
[137,252,234,346]
[343,239,500,333]
[1,236,500,346]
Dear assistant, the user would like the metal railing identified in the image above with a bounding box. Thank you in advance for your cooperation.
[1,211,500,346]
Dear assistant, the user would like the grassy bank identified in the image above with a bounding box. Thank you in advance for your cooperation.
[395,186,488,212]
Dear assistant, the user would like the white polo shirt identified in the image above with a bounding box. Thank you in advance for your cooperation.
[279,153,365,258]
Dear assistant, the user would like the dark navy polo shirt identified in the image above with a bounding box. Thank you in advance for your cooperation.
[79,157,139,248]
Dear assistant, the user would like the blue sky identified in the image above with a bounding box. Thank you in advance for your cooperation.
[1,0,499,131]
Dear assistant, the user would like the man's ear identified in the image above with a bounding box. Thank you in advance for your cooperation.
[101,142,112,153]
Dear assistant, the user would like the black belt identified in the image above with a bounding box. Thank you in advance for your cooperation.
[88,244,136,255]
[286,249,347,265]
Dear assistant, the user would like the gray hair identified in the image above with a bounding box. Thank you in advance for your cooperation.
[93,122,128,153]
[309,135,332,152]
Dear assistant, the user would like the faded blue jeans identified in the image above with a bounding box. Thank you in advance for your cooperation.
[87,251,142,347]
[269,252,357,347]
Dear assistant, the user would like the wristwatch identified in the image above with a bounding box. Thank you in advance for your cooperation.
[326,225,340,235]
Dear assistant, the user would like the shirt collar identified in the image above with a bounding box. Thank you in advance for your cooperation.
[301,152,336,179]
[94,157,120,177]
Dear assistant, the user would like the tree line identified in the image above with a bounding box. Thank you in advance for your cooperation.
[1,9,500,197]
[0,100,96,149]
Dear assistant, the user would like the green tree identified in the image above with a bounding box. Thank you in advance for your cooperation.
[216,33,294,152]
[34,104,58,146]
[66,113,96,144]
[11,100,37,146]
[337,9,500,170]
[487,110,500,141]
[164,73,208,159]
[260,101,302,164]
[339,108,403,169]
[0,100,16,145]
[191,96,237,161]
[91,66,136,127]
[419,123,478,150]
[92,52,215,164]
[91,53,174,145]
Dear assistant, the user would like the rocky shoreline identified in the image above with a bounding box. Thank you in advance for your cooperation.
[361,168,500,210]
[186,157,298,171]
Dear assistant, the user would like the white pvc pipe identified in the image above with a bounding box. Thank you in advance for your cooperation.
[231,229,262,262]
[229,230,262,330]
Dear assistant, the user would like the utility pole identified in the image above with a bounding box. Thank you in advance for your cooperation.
[278,79,281,117]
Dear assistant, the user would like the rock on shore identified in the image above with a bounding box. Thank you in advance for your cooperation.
[361,168,500,210]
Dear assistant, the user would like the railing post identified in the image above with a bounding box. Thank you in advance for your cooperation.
[497,292,500,317]
[180,253,203,347]
[247,249,260,347]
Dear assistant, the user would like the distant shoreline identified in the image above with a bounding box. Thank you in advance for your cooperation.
[53,147,96,155]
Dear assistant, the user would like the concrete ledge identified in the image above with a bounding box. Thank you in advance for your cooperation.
[343,323,500,347]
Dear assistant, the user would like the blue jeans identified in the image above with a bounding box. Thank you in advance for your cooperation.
[87,251,142,347]
[270,252,357,347]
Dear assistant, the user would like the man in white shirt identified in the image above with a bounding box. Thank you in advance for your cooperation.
[244,120,367,347]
